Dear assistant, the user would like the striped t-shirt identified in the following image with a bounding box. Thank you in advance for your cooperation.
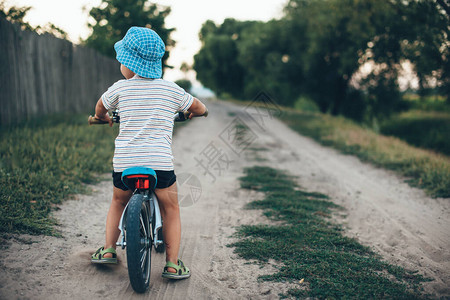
[101,76,194,172]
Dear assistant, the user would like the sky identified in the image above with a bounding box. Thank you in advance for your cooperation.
[5,0,287,85]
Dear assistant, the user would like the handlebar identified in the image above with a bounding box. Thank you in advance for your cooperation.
[172,109,209,121]
[88,110,120,125]
[88,109,208,125]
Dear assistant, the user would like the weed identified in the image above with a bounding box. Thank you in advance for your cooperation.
[380,110,450,156]
[403,94,450,113]
[0,114,118,235]
[230,166,428,298]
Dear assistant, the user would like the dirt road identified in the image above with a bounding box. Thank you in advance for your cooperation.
[1,100,449,299]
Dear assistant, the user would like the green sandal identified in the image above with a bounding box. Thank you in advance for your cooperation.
[162,259,191,279]
[91,246,117,264]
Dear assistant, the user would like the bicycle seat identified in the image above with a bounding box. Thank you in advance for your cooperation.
[122,167,157,190]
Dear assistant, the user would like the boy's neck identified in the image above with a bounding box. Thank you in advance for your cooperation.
[132,74,156,80]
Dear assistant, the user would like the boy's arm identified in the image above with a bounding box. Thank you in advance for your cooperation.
[187,97,208,119]
[94,98,113,127]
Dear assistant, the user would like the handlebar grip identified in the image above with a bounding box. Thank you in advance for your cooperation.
[88,115,109,125]
[173,109,209,122]
[174,111,190,122]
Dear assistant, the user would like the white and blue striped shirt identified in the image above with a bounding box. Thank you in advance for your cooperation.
[101,76,194,172]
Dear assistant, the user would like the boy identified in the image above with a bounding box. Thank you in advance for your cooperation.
[90,26,208,280]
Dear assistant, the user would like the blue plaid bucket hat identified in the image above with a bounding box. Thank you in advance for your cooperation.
[114,27,165,79]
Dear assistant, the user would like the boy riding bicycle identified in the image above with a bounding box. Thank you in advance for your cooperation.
[90,26,208,280]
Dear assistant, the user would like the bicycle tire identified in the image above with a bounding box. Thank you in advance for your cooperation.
[126,194,152,293]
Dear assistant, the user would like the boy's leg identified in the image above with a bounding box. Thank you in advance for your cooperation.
[103,186,133,258]
[155,182,180,273]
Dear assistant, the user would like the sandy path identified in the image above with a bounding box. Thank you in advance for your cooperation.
[0,99,449,299]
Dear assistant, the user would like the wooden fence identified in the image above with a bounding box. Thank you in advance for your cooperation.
[0,17,122,126]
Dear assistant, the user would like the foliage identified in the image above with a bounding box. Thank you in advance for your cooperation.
[175,79,192,93]
[381,110,450,156]
[399,0,450,100]
[34,23,68,39]
[0,1,68,39]
[0,114,118,235]
[404,94,450,112]
[231,166,427,298]
[285,0,391,117]
[294,96,320,113]
[84,0,174,70]
[238,19,305,106]
[0,1,33,30]
[194,0,449,121]
[194,19,252,98]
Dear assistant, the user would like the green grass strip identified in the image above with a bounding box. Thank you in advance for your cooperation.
[380,110,450,156]
[230,166,428,299]
[281,111,450,198]
[0,114,118,235]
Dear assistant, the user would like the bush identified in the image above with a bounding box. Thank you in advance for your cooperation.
[381,111,450,156]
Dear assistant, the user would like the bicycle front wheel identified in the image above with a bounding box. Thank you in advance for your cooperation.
[126,194,152,293]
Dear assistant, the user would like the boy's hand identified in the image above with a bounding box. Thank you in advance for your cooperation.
[94,113,113,127]
[94,98,113,126]
[188,108,208,119]
[187,98,208,119]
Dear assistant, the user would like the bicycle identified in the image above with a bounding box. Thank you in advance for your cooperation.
[88,110,203,293]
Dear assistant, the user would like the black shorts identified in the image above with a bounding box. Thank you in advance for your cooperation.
[113,170,176,191]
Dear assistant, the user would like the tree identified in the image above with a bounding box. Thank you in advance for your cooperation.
[180,62,190,77]
[436,0,450,16]
[0,1,33,30]
[194,19,254,98]
[85,0,174,69]
[399,0,449,100]
[0,1,68,38]
[194,0,449,120]
[194,18,302,103]
[236,19,306,105]
[284,0,450,115]
[175,79,192,93]
[284,0,407,119]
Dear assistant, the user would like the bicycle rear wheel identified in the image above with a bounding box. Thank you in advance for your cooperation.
[126,194,152,293]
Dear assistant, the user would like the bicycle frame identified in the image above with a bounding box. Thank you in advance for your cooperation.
[116,190,163,250]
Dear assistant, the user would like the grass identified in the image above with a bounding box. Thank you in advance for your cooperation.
[379,95,450,155]
[230,166,428,299]
[402,94,450,113]
[0,114,118,235]
[281,110,450,198]
[380,110,450,156]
